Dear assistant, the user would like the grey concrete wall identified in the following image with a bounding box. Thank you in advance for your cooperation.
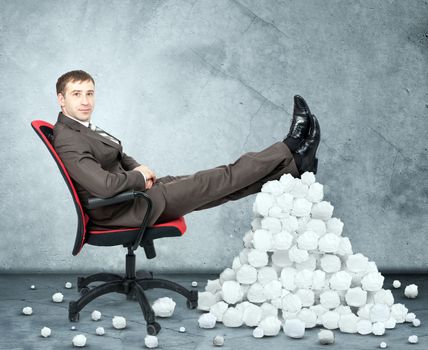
[0,0,427,273]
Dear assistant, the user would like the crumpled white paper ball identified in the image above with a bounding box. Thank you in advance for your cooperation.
[52,292,64,303]
[252,326,264,338]
[261,217,282,233]
[289,245,309,263]
[272,231,294,250]
[22,306,33,315]
[281,216,299,232]
[222,307,243,328]
[384,317,397,329]
[320,290,340,309]
[372,322,385,336]
[318,233,341,254]
[96,326,105,335]
[210,301,228,322]
[272,250,292,268]
[248,250,269,268]
[338,313,359,333]
[41,327,51,338]
[346,254,369,273]
[253,193,274,216]
[242,303,262,327]
[276,193,294,213]
[72,334,87,347]
[247,283,266,303]
[290,180,309,198]
[301,172,316,186]
[213,335,224,347]
[329,271,352,290]
[361,272,384,292]
[253,229,273,251]
[390,303,408,323]
[370,304,390,322]
[292,198,312,217]
[404,284,418,298]
[318,329,335,344]
[283,318,305,338]
[144,335,159,348]
[306,219,326,235]
[282,293,302,313]
[65,282,73,289]
[297,308,317,328]
[259,316,282,336]
[219,268,236,283]
[374,289,394,306]
[326,218,343,235]
[296,289,315,307]
[294,269,313,289]
[112,316,126,329]
[307,182,324,203]
[261,302,279,319]
[232,256,242,270]
[408,335,418,344]
[311,201,334,220]
[91,310,101,321]
[261,180,284,196]
[222,281,244,304]
[320,254,341,273]
[198,313,217,328]
[357,319,372,335]
[392,280,401,288]
[345,287,367,307]
[205,279,221,294]
[297,230,319,250]
[152,297,176,317]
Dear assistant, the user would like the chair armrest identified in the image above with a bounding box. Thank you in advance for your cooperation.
[84,190,153,252]
[84,190,141,209]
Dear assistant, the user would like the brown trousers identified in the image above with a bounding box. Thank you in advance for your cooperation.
[148,142,299,225]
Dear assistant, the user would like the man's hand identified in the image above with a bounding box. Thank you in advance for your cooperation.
[133,165,156,190]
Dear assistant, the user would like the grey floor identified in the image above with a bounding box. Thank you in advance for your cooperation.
[0,273,426,350]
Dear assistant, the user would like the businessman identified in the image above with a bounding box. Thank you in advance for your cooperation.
[53,70,320,229]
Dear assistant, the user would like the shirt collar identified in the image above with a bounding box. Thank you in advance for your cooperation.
[61,113,91,128]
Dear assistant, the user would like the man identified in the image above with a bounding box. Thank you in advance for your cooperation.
[53,70,320,229]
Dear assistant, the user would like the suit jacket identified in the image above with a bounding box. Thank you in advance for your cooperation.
[53,112,164,228]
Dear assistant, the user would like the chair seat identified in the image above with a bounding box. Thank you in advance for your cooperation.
[86,217,187,247]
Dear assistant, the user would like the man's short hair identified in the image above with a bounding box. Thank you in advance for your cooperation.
[56,70,95,95]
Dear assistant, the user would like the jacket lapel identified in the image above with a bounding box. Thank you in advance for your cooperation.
[57,112,123,152]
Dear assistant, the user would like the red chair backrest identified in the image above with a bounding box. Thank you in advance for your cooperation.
[31,120,89,256]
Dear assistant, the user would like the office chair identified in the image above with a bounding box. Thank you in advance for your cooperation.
[31,120,198,335]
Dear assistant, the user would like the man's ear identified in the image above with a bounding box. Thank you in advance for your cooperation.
[57,93,65,107]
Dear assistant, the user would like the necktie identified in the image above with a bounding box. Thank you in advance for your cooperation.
[89,123,120,145]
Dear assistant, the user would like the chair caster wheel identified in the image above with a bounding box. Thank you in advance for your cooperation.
[147,322,161,335]
[80,287,90,296]
[69,312,80,322]
[186,299,198,309]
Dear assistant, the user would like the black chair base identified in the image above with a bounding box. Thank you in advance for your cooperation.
[68,249,198,335]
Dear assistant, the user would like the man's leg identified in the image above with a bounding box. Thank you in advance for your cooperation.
[154,142,299,223]
[192,152,299,210]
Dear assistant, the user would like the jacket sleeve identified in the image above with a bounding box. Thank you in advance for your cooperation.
[121,152,141,171]
[54,134,146,198]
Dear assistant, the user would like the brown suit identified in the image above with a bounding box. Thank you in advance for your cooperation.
[53,112,299,228]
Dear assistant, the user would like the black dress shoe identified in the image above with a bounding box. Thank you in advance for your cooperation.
[283,95,312,152]
[294,114,321,175]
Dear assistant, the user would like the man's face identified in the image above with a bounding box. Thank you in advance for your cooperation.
[57,79,95,122]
